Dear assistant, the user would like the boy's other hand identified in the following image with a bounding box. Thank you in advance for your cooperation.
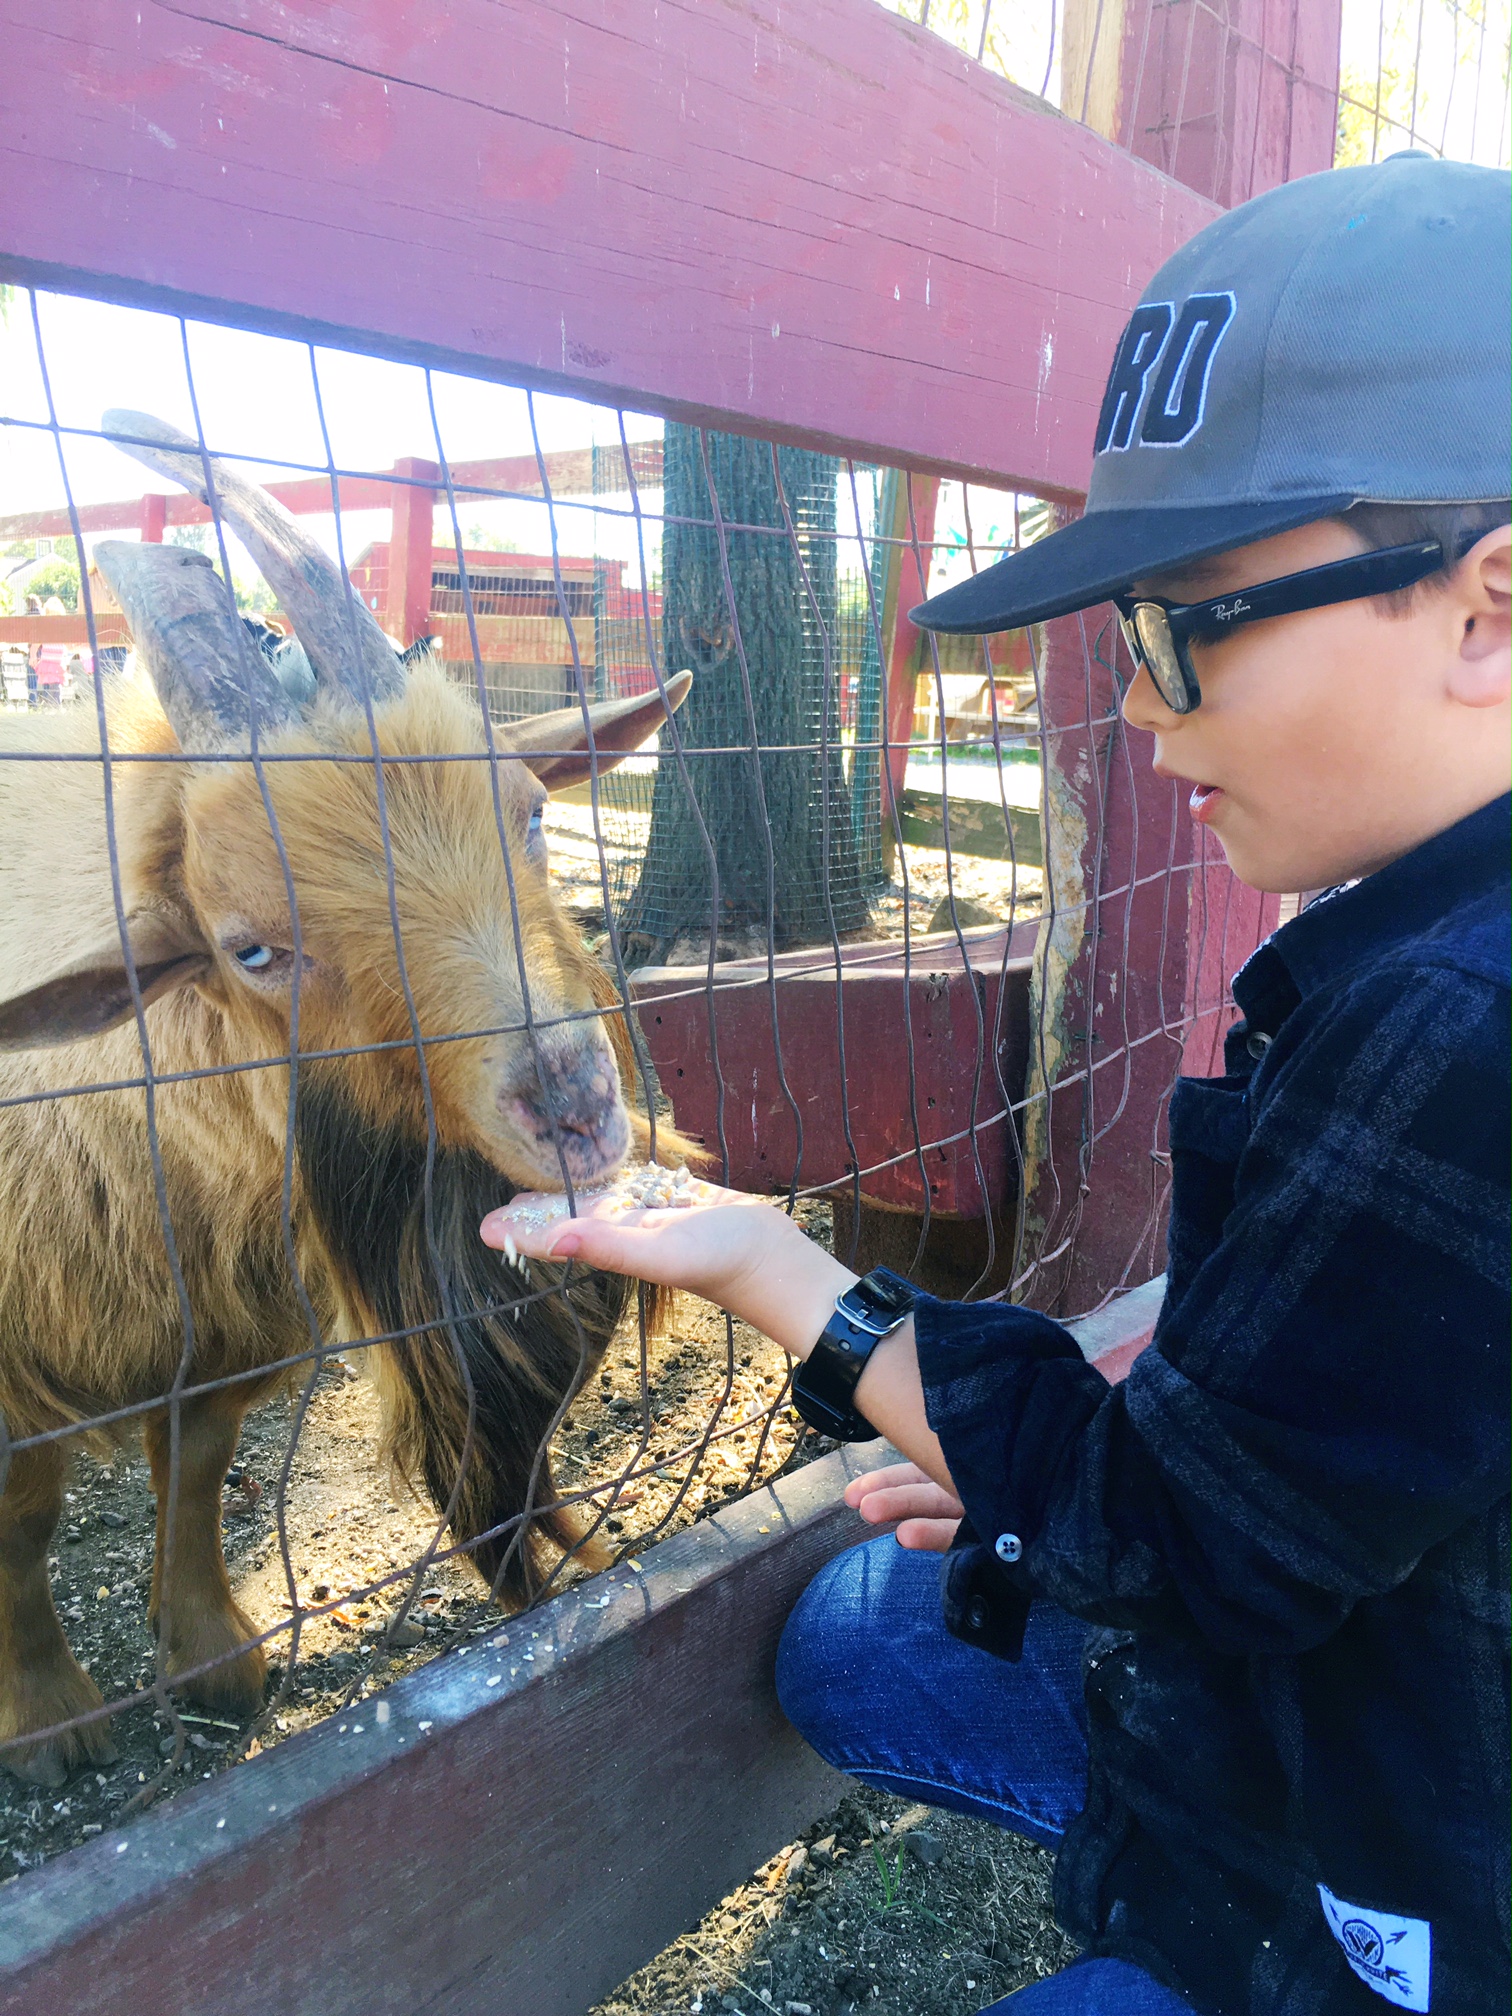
[845,1462,963,1552]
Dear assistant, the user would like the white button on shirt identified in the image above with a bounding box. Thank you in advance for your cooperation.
[995,1532,1023,1564]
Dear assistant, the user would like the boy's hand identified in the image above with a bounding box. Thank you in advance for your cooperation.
[479,1181,856,1363]
[844,1461,964,1553]
[482,1183,956,1500]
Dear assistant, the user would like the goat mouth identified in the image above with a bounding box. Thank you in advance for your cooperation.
[503,1097,630,1186]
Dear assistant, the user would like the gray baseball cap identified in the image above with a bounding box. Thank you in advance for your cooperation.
[913,152,1512,634]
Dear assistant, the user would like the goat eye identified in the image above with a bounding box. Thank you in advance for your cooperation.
[233,944,275,971]
[526,805,546,851]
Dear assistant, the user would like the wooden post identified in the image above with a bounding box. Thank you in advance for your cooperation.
[1021,2,1340,1311]
[384,457,438,647]
[1061,0,1341,207]
[138,492,166,543]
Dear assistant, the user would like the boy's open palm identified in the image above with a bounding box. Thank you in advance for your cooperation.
[482,1181,958,1504]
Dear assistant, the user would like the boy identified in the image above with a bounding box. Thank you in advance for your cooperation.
[484,153,1510,2013]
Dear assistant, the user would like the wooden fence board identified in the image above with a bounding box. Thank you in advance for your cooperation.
[0,1447,869,2016]
[0,0,1215,493]
[633,924,1036,1214]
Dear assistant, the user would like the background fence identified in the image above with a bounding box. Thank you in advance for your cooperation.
[0,1,1506,2009]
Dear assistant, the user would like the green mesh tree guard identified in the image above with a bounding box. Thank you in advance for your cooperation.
[619,427,872,954]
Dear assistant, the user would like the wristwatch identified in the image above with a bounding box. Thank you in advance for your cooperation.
[790,1267,918,1442]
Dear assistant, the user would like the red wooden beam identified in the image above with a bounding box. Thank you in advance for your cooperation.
[0,1,1215,496]
[1078,0,1342,207]
[0,447,662,546]
[0,615,130,647]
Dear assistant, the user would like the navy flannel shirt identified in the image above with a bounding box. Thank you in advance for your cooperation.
[917,793,1510,2016]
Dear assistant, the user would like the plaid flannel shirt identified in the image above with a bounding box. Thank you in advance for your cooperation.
[917,792,1511,2016]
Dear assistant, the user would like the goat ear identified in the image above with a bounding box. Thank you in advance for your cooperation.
[504,670,693,791]
[0,912,211,1052]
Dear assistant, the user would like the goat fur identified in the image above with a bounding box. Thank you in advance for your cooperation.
[0,661,676,1782]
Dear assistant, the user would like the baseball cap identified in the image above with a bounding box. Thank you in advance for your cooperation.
[913,152,1512,634]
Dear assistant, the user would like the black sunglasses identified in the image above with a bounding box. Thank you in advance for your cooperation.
[1113,539,1449,715]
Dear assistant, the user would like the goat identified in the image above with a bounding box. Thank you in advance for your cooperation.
[0,412,690,1786]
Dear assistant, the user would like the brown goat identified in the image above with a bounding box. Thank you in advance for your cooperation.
[0,413,690,1786]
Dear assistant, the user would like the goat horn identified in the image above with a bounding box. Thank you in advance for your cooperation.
[101,410,404,712]
[93,541,303,753]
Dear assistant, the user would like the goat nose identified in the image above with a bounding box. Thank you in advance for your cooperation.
[502,1041,621,1136]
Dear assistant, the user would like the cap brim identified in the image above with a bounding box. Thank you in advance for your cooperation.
[911,496,1357,633]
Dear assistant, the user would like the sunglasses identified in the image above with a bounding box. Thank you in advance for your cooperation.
[1113,539,1449,714]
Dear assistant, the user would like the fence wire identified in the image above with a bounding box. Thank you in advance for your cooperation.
[0,0,1503,1875]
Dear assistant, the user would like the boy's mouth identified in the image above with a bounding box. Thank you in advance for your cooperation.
[1189,783,1224,824]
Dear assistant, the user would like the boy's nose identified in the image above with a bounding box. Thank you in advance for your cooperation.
[1121,660,1172,732]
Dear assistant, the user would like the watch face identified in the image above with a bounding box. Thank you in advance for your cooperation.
[857,1267,916,1316]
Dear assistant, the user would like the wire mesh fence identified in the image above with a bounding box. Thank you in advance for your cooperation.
[0,0,1505,1891]
[0,305,1157,1848]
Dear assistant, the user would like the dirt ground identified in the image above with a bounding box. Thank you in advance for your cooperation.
[0,1232,1075,2013]
[0,1254,818,1877]
[594,1791,1076,2016]
[541,801,1044,956]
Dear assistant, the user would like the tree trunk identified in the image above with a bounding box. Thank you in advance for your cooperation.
[621,428,871,956]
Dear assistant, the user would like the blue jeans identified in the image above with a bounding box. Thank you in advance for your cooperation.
[776,1536,1197,2016]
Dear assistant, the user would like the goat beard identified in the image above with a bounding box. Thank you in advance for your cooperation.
[293,1064,628,1605]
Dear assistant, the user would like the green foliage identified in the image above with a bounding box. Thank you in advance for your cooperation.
[869,1839,945,1927]
[1336,59,1417,166]
[25,555,81,611]
[233,574,278,616]
[462,522,523,552]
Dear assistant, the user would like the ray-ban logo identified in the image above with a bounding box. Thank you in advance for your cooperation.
[1212,598,1251,621]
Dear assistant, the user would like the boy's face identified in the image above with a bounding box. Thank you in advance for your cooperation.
[1120,519,1511,892]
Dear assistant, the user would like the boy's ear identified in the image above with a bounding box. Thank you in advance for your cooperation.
[504,670,693,791]
[0,911,211,1051]
[1449,525,1511,702]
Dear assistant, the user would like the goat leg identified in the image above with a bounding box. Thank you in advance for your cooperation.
[145,1388,266,1719]
[0,1441,118,1787]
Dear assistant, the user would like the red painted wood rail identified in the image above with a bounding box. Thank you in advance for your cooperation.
[0,446,664,545]
[0,0,1214,496]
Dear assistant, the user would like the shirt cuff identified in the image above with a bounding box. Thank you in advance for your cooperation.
[940,1518,1033,1661]
[914,1292,1108,1593]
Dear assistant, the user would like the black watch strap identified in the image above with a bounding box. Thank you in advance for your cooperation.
[791,1267,917,1442]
